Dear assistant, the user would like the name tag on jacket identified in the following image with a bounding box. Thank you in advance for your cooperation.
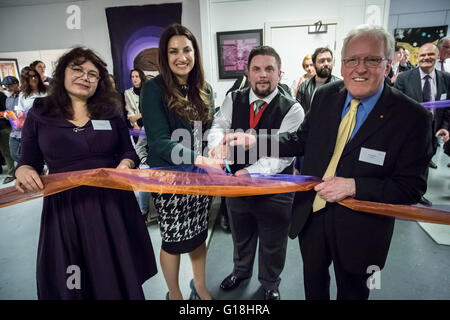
[359,147,385,166]
[91,120,112,130]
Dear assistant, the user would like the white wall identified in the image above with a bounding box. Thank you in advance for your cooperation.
[0,0,395,106]
[204,0,391,106]
[0,0,201,75]
[388,0,450,35]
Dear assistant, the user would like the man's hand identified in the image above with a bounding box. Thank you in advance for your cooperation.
[234,169,249,176]
[314,177,356,203]
[208,144,229,159]
[222,132,256,149]
[435,129,449,143]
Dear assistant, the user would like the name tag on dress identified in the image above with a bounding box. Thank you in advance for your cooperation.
[359,147,385,166]
[91,120,112,130]
[440,93,447,100]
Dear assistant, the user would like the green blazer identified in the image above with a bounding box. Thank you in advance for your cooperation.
[141,75,214,168]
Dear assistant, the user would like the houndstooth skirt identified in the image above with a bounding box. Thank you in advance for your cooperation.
[152,193,212,254]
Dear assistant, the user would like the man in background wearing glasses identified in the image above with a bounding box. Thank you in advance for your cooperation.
[221,25,433,299]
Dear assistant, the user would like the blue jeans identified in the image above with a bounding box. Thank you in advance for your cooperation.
[138,192,150,214]
[9,136,21,163]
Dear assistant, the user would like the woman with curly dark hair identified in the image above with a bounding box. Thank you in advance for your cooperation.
[14,47,157,299]
[141,24,221,300]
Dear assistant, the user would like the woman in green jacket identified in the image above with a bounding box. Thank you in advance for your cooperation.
[141,24,222,300]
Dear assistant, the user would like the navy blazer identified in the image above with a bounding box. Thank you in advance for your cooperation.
[261,81,433,274]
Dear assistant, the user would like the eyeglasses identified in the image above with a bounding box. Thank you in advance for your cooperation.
[69,65,100,83]
[342,56,388,68]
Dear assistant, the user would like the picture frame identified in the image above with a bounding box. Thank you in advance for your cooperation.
[216,29,263,79]
[0,58,20,84]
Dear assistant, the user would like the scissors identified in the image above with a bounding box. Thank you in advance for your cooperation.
[224,158,232,174]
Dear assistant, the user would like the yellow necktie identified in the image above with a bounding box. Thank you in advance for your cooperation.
[312,99,360,212]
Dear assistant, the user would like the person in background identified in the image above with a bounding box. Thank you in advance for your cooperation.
[293,54,316,99]
[399,47,413,71]
[10,67,47,165]
[141,23,223,300]
[30,60,52,85]
[14,46,157,299]
[0,80,15,184]
[395,42,450,176]
[436,37,450,73]
[296,47,340,114]
[124,68,146,131]
[123,68,151,220]
[387,45,405,84]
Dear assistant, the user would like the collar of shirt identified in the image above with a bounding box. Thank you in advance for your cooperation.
[249,87,278,111]
[419,67,436,81]
[342,83,384,140]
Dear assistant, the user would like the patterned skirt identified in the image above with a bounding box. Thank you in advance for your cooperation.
[152,193,212,254]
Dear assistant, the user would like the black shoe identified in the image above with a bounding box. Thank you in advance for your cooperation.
[220,274,250,291]
[264,289,280,300]
[219,215,231,233]
[429,161,437,169]
[189,279,200,300]
[419,196,432,207]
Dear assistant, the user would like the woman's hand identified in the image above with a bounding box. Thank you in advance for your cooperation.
[15,165,44,193]
[194,155,225,171]
[117,158,135,169]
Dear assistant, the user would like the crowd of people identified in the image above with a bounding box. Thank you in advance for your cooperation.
[0,23,449,300]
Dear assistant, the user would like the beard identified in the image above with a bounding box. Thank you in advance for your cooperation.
[253,82,274,97]
[316,66,332,78]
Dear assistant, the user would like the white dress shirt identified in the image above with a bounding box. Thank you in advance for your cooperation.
[207,87,304,174]
[16,91,47,111]
[435,58,450,73]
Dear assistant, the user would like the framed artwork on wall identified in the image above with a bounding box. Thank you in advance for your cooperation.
[216,29,263,79]
[0,58,19,83]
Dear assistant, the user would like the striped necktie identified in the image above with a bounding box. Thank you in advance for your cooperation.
[312,99,360,212]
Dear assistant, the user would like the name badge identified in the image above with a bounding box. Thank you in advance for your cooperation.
[91,120,112,130]
[359,147,385,166]
[440,93,447,100]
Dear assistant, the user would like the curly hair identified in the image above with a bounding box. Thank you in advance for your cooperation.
[42,47,122,120]
[157,24,212,126]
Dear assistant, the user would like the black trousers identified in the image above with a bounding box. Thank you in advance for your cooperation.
[299,209,370,300]
[226,192,294,290]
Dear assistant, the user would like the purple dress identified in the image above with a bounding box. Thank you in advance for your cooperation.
[19,98,157,299]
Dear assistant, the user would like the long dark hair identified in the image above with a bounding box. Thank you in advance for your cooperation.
[20,67,47,98]
[158,24,212,125]
[43,47,122,119]
[130,68,146,88]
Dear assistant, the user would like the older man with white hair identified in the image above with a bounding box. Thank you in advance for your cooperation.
[221,25,433,300]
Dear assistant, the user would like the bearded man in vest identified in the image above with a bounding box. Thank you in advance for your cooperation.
[208,46,304,300]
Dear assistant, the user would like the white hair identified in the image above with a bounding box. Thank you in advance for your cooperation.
[341,24,395,61]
